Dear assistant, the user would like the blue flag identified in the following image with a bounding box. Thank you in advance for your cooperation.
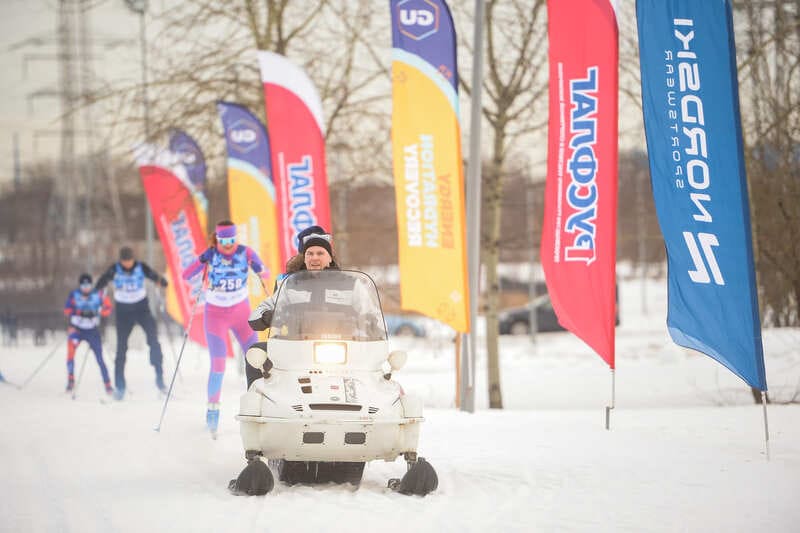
[636,0,766,390]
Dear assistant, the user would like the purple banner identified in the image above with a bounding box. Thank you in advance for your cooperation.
[168,129,207,192]
[216,101,273,181]
[390,0,458,92]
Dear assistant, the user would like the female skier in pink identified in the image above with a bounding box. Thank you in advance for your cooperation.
[183,220,269,436]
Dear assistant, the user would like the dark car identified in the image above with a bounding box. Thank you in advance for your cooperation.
[384,314,427,337]
[498,292,619,335]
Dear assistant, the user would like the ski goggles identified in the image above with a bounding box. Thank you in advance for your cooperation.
[80,282,92,290]
[302,233,332,245]
[218,236,236,246]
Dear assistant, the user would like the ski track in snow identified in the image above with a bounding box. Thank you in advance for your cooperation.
[2,278,800,532]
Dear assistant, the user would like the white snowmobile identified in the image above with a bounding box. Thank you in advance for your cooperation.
[228,269,438,496]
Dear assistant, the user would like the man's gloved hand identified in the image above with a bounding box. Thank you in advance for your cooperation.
[160,278,168,288]
[248,310,273,332]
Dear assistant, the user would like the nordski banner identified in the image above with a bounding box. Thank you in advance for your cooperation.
[636,0,766,389]
[257,51,331,265]
[218,101,281,300]
[136,156,208,347]
[389,0,469,333]
[541,0,619,366]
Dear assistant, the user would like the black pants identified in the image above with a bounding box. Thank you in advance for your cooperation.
[114,299,163,391]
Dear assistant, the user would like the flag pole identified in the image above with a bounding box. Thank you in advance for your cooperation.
[761,391,770,461]
[605,367,615,430]
[462,0,486,414]
[454,333,461,408]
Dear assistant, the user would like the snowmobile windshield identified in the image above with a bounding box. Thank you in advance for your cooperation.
[268,270,388,342]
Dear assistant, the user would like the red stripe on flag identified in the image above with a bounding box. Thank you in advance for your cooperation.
[140,165,207,347]
[541,0,618,367]
[262,82,331,265]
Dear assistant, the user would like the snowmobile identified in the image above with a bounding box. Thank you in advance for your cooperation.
[229,270,438,496]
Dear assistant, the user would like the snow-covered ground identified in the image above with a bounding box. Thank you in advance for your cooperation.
[2,277,799,532]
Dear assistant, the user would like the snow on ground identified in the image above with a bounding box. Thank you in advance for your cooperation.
[1,277,799,532]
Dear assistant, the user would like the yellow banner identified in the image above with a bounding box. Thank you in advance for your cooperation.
[228,165,281,311]
[391,61,469,332]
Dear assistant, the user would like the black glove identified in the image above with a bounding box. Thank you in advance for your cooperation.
[248,310,273,332]
[199,247,214,264]
[80,310,97,318]
[160,278,168,288]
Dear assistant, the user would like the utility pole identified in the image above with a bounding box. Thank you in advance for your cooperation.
[124,0,153,266]
[11,133,21,244]
[58,0,78,240]
[78,0,96,273]
[12,133,21,191]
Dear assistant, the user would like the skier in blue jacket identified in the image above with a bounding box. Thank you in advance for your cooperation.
[64,273,113,394]
[95,246,168,399]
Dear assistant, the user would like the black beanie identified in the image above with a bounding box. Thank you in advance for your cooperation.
[296,225,326,251]
[119,246,134,260]
[79,273,92,285]
[301,235,333,256]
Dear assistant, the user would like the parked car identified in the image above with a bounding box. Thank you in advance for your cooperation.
[384,314,427,338]
[498,291,619,335]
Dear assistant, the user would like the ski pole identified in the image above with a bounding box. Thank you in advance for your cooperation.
[71,345,91,400]
[154,267,207,432]
[17,337,66,390]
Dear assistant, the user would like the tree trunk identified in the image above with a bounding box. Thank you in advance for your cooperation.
[484,131,506,409]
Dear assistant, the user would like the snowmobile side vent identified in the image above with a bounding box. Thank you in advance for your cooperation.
[308,403,362,411]
[298,377,311,384]
[344,432,366,445]
[301,386,312,394]
[302,432,324,444]
[368,407,379,414]
[292,405,304,412]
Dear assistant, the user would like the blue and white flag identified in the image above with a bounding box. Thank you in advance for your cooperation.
[636,0,766,390]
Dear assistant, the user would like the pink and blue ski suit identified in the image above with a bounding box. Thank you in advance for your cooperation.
[183,245,268,404]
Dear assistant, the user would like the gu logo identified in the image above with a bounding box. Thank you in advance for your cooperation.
[397,0,439,41]
[228,118,259,154]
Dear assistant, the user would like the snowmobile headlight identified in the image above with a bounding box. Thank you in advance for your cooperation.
[314,342,347,364]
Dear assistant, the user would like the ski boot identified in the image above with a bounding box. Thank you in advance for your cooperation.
[113,387,126,401]
[65,376,75,392]
[104,381,114,396]
[206,403,220,439]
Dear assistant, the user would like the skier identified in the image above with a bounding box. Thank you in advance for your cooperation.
[63,273,113,395]
[95,246,169,400]
[182,220,270,435]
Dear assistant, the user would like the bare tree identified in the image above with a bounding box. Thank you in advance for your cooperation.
[456,0,549,408]
[95,0,391,190]
[735,1,800,328]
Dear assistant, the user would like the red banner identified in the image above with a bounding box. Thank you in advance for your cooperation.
[541,0,618,367]
[258,51,331,265]
[140,164,207,347]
